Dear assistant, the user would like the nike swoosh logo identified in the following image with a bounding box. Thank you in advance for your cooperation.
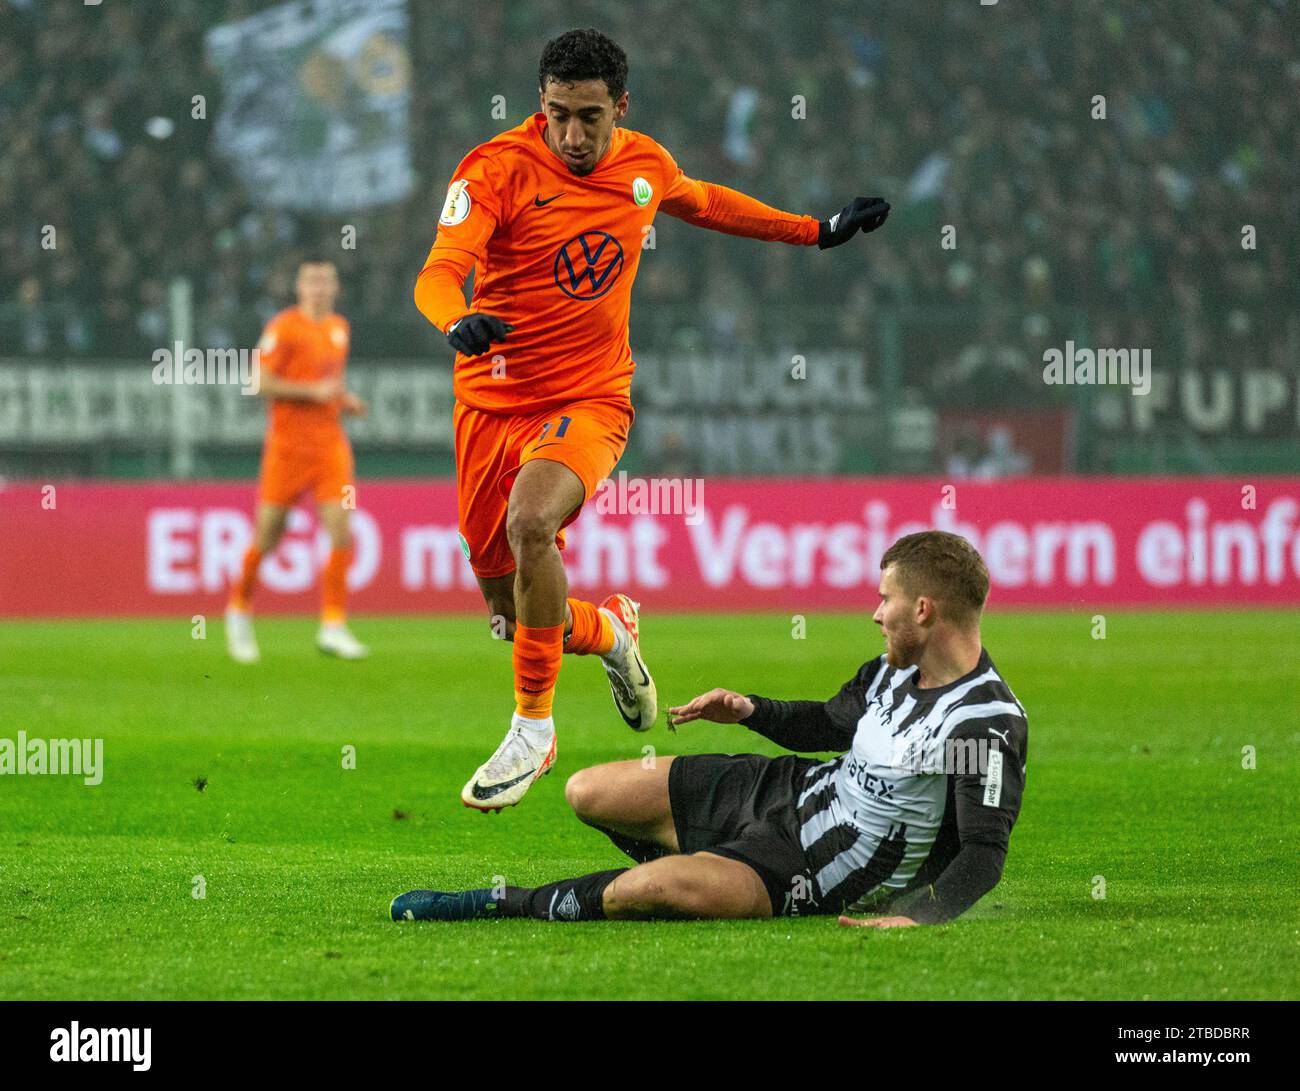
[533,193,562,207]
[470,768,537,800]
[605,653,650,729]
[603,663,640,721]
[610,694,641,729]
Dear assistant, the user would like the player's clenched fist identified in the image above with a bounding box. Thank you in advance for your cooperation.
[817,196,890,249]
[667,688,755,728]
[446,313,515,357]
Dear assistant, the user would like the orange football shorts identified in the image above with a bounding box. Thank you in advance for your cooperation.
[454,396,634,579]
[258,434,355,507]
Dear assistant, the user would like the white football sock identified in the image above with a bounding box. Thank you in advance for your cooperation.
[512,712,554,744]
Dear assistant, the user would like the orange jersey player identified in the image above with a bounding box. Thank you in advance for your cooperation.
[225,257,370,663]
[414,28,890,812]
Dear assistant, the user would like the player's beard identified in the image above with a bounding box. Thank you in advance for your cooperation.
[884,625,923,669]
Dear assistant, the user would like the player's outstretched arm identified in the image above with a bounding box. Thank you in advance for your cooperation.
[726,656,885,753]
[668,681,856,753]
[666,688,755,727]
[658,175,889,248]
[742,693,857,752]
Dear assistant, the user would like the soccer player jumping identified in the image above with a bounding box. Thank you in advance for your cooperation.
[415,28,890,812]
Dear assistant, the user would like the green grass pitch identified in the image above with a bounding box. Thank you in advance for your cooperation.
[0,610,1295,1000]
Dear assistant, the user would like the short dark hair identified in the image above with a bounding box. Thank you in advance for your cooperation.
[538,27,628,102]
[881,531,990,623]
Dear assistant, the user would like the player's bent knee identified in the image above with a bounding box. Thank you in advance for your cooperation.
[505,507,557,556]
[563,768,593,816]
[564,767,610,821]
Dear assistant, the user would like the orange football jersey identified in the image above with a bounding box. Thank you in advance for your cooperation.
[418,113,818,414]
[257,306,350,447]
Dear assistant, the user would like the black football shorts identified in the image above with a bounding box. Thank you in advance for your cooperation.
[667,752,822,916]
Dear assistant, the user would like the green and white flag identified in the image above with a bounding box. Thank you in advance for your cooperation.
[205,0,413,212]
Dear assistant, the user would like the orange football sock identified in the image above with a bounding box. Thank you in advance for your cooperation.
[513,622,564,719]
[321,547,352,624]
[230,546,262,611]
[564,597,616,656]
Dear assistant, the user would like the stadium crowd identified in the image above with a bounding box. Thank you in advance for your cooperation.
[1,0,1295,395]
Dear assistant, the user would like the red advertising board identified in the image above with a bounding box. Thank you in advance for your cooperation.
[2,478,1299,616]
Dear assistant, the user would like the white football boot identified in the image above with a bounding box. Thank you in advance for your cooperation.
[225,607,260,664]
[317,621,369,660]
[598,594,657,732]
[461,714,557,812]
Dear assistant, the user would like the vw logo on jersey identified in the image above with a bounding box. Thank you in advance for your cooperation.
[554,231,625,300]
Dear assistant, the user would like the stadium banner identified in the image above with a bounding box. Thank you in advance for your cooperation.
[205,0,413,212]
[3,478,1300,617]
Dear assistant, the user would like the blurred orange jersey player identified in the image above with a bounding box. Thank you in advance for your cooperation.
[414,29,889,812]
[225,258,370,664]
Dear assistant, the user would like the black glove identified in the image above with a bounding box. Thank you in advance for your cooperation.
[817,196,890,249]
[446,313,514,356]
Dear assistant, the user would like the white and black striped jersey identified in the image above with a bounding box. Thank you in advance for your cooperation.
[744,648,1027,922]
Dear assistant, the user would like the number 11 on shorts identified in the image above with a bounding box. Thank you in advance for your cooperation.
[539,416,571,441]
